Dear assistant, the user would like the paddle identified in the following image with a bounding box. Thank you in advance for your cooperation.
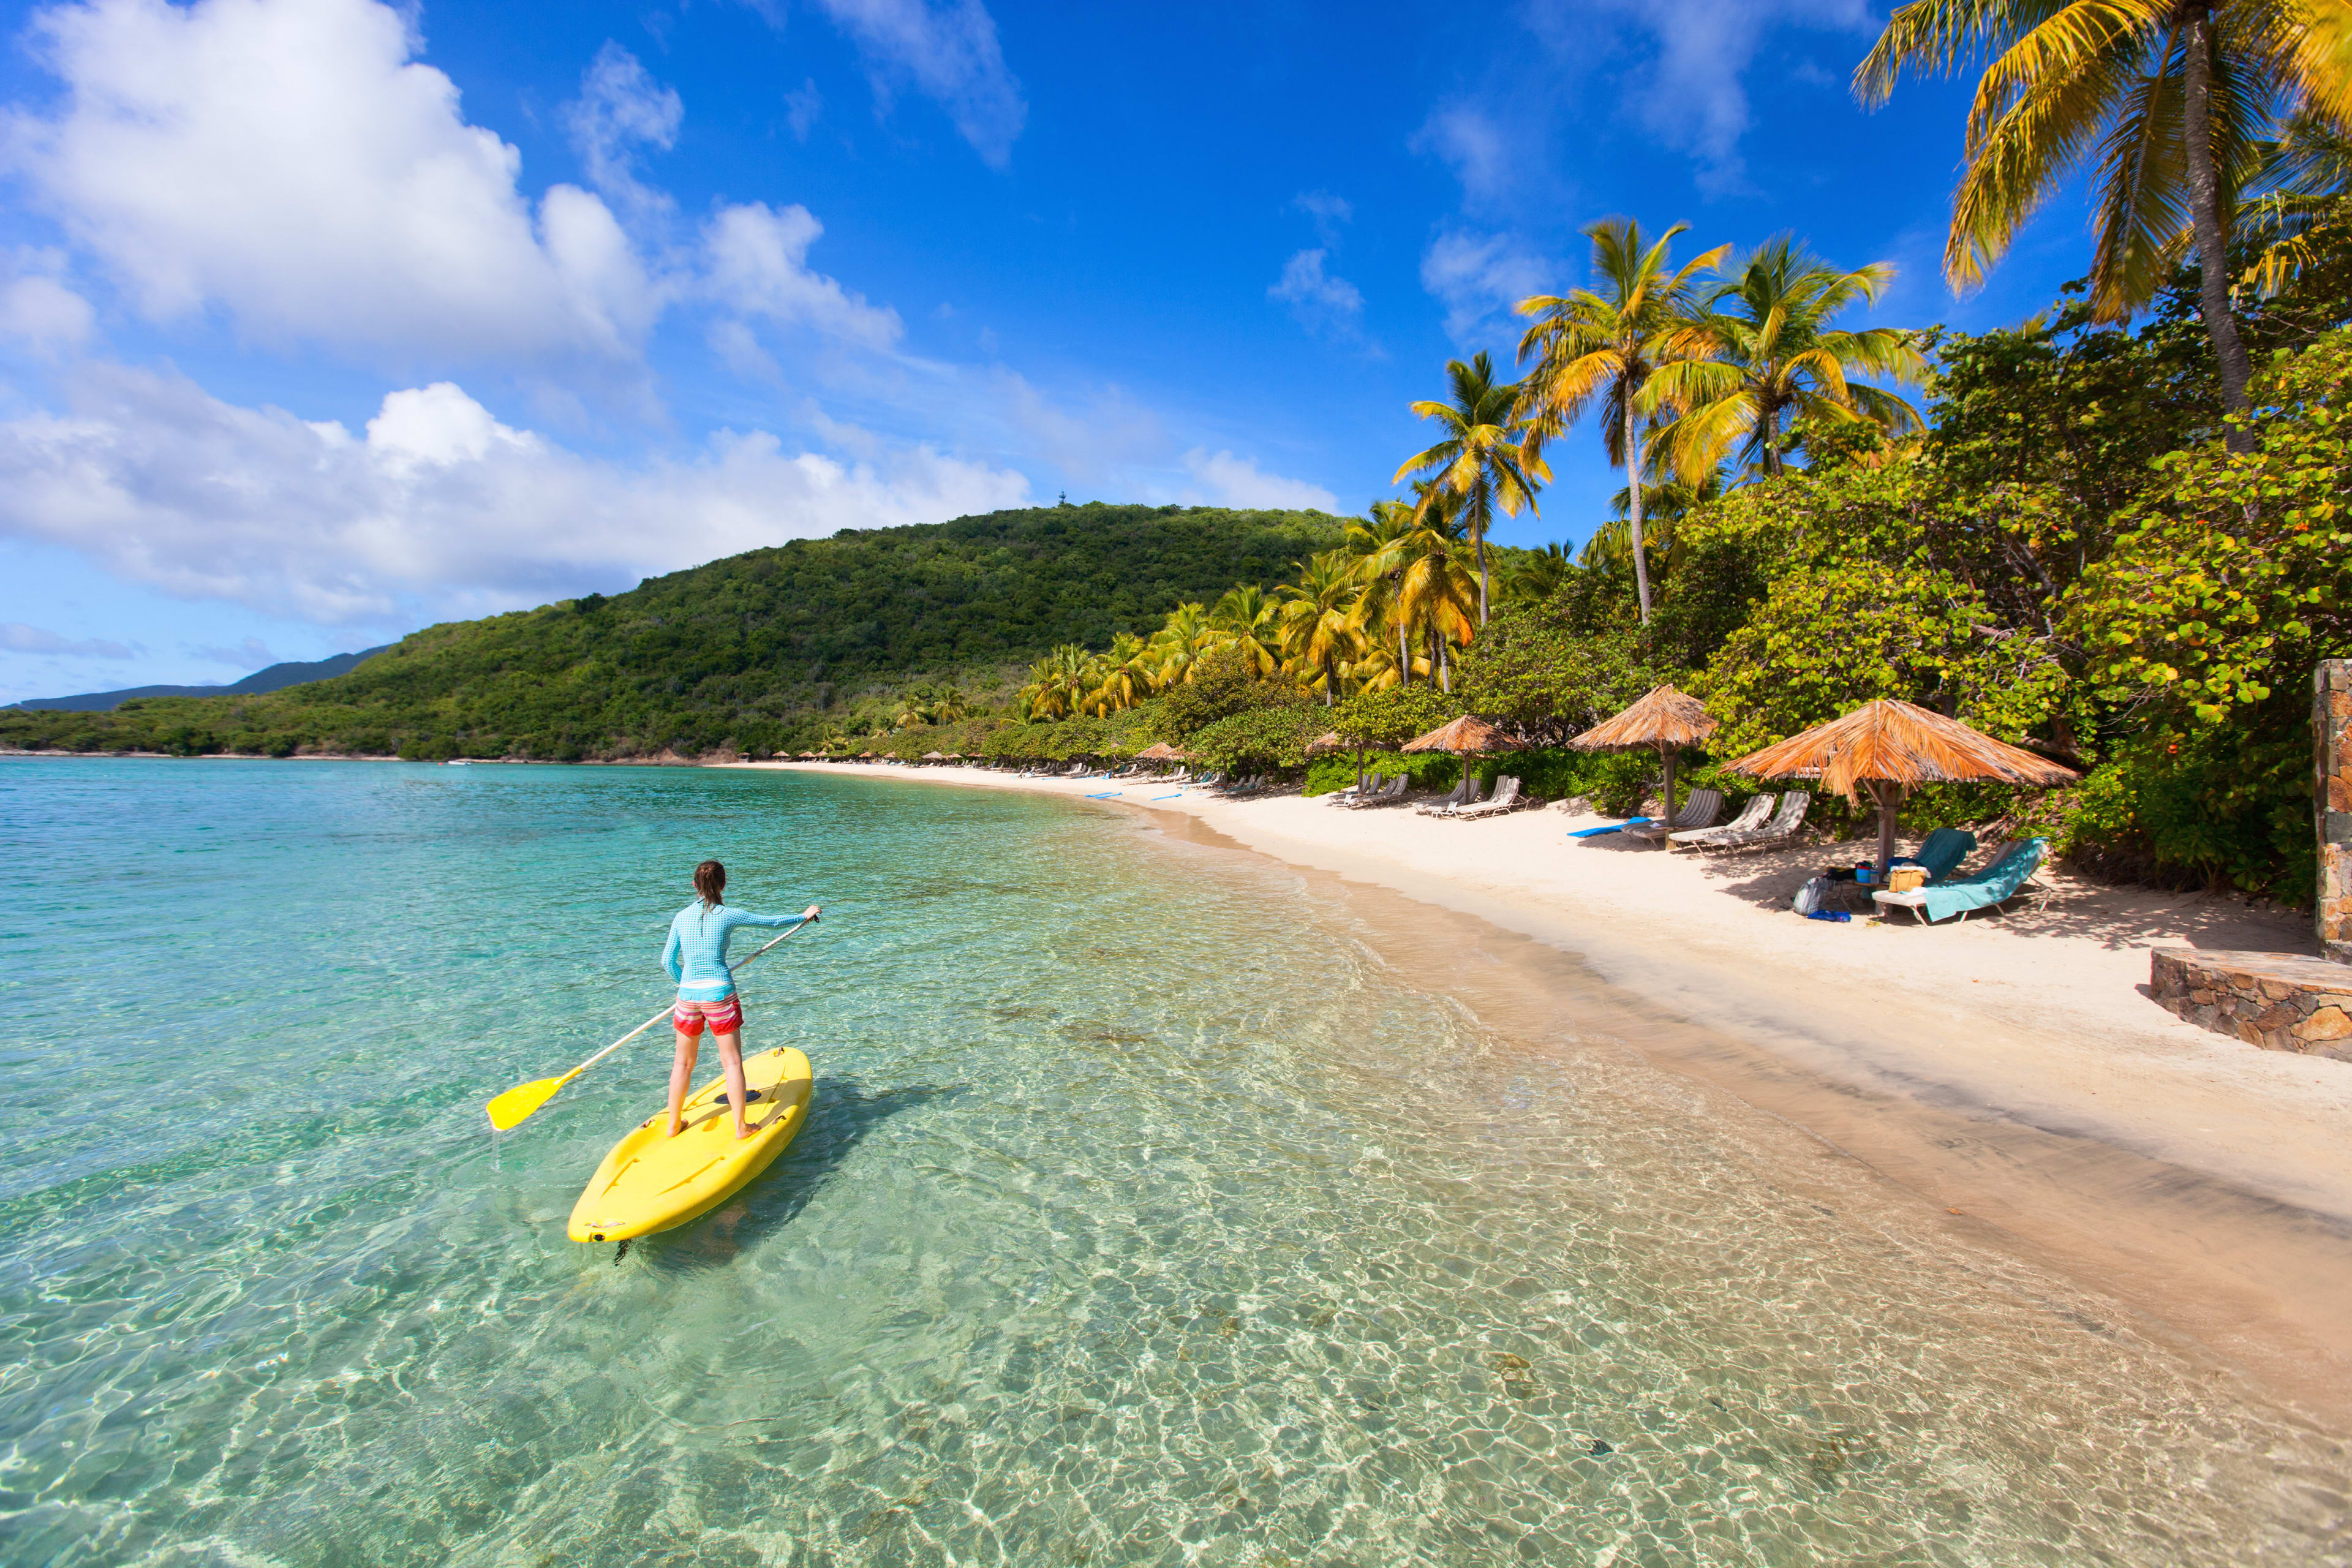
[484,909,820,1132]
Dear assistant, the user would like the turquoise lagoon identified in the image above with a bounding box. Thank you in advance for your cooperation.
[0,758,2344,1566]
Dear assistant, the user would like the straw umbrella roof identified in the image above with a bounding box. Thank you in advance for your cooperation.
[858,750,876,758]
[1402,715,1527,754]
[1305,731,1345,756]
[1569,685,1717,752]
[921,750,947,761]
[1725,699,2078,801]
[1134,741,1187,761]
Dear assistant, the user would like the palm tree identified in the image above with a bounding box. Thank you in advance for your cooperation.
[1392,352,1547,625]
[1853,0,2346,446]
[2238,109,2352,294]
[1278,552,1362,705]
[1088,632,1157,714]
[1359,490,1478,693]
[1582,471,1727,578]
[1208,585,1283,677]
[1341,502,1419,685]
[1498,541,1575,606]
[1017,645,1093,720]
[1148,603,1215,687]
[1647,237,1926,483]
[1515,219,1727,624]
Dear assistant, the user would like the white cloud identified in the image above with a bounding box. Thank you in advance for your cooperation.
[1531,0,1873,192]
[1179,450,1338,513]
[996,371,1164,486]
[1420,230,1550,342]
[565,42,683,224]
[1268,249,1370,344]
[812,0,1026,167]
[784,78,824,141]
[7,0,660,369]
[701,202,903,352]
[0,250,94,357]
[1294,189,1352,246]
[0,365,1030,624]
[1,620,133,657]
[1412,104,1517,209]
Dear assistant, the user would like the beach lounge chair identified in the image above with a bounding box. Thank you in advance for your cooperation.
[1329,771,1383,804]
[1669,793,1774,846]
[1894,826,1977,883]
[1451,775,1522,819]
[1714,791,1812,850]
[1626,788,1722,843]
[1872,837,2049,924]
[1414,774,1484,815]
[1341,775,1409,809]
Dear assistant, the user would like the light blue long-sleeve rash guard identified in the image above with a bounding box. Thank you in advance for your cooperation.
[663,902,799,1001]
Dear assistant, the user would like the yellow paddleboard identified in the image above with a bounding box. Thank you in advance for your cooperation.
[568,1046,813,1243]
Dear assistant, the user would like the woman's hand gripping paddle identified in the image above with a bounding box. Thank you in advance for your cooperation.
[484,908,820,1132]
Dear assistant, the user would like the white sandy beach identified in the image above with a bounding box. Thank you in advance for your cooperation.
[739,758,2352,1427]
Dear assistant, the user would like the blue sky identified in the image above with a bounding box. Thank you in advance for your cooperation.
[0,0,2102,703]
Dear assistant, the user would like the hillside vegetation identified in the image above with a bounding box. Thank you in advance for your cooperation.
[0,505,1346,761]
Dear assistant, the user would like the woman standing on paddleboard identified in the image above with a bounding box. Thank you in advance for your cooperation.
[663,860,818,1141]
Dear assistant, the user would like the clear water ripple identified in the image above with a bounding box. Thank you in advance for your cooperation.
[0,758,2344,1566]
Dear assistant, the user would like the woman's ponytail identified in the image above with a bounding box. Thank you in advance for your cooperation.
[693,859,726,911]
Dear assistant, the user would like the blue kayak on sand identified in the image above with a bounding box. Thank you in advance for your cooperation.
[1569,816,1649,839]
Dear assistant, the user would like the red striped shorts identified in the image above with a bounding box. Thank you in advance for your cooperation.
[671,993,744,1035]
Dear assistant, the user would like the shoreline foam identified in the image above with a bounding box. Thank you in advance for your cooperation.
[735,758,2352,1432]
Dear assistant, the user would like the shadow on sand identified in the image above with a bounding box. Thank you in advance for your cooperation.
[1572,827,2315,951]
[634,1076,958,1268]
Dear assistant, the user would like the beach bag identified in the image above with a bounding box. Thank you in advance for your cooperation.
[1888,866,1928,893]
[1791,876,1828,916]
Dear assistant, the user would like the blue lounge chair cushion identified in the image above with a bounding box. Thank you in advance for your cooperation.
[1570,817,1649,839]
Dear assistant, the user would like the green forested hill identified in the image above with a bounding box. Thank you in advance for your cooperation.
[1,503,1348,760]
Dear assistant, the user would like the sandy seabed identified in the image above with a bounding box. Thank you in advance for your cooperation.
[734,758,2352,1435]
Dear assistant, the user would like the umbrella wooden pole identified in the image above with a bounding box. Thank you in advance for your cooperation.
[1872,780,1904,874]
[1658,744,1675,850]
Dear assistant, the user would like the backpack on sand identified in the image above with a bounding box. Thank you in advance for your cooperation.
[1791,876,1828,916]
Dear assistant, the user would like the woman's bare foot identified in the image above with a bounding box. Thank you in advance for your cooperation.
[667,1120,685,1138]
[734,1122,756,1140]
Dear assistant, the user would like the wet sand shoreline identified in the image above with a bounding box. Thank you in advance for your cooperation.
[738,760,2352,1436]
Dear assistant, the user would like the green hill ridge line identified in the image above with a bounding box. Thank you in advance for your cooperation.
[0,503,1348,761]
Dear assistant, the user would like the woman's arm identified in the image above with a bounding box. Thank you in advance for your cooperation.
[662,920,683,984]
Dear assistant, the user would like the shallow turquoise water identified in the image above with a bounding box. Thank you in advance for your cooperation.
[0,758,2345,1566]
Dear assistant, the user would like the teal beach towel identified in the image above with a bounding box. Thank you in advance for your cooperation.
[1912,839,2046,923]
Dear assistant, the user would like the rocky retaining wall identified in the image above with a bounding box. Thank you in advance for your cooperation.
[2150,949,2352,1060]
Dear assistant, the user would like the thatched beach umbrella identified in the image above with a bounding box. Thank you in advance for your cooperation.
[1726,698,2080,873]
[1569,685,1718,849]
[1134,741,1185,763]
[921,750,947,762]
[1306,731,1344,755]
[1403,715,1527,796]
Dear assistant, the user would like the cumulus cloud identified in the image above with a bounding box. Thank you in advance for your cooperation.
[1268,249,1371,347]
[810,0,1026,167]
[0,366,1030,624]
[1530,0,1872,192]
[701,202,905,355]
[1179,450,1338,513]
[1413,104,1518,210]
[1420,230,1550,342]
[565,42,683,224]
[1,620,134,658]
[0,249,95,357]
[4,0,668,371]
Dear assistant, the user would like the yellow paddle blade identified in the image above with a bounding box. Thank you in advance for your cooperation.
[486,1069,578,1131]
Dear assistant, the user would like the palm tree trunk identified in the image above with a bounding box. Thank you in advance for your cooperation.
[1436,629,1450,693]
[1397,600,1410,688]
[1623,394,1654,624]
[2182,1,2255,450]
[1474,527,1489,626]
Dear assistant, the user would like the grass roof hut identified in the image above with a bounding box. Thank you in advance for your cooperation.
[1725,698,2080,873]
[1569,686,1718,849]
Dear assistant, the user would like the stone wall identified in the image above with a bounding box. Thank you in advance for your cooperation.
[2150,949,2352,1059]
[2323,660,2352,963]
